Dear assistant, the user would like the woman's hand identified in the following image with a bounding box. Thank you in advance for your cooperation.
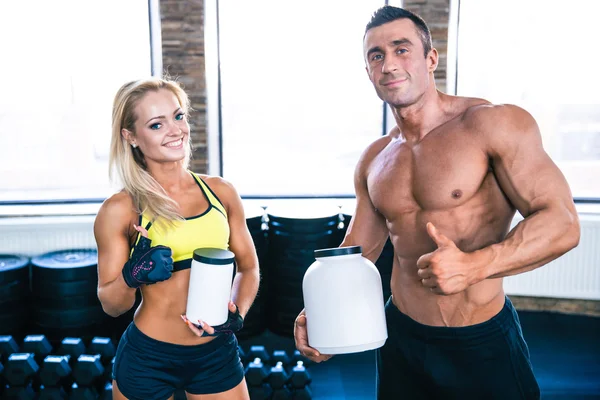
[181,301,243,336]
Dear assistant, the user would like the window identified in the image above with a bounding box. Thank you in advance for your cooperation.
[455,0,600,199]
[0,0,152,202]
[218,1,386,197]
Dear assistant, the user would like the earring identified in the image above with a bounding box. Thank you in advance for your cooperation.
[131,143,138,149]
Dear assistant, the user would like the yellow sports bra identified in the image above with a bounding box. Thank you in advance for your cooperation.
[135,172,230,272]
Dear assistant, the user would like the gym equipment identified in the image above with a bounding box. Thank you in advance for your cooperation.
[3,385,36,399]
[0,254,30,336]
[244,357,269,386]
[57,337,86,363]
[4,353,39,386]
[72,354,104,387]
[39,355,72,387]
[22,335,53,365]
[289,361,312,389]
[271,349,291,366]
[0,335,20,363]
[88,337,115,365]
[30,249,109,342]
[247,345,270,364]
[266,203,343,336]
[303,246,387,354]
[267,361,289,389]
[186,248,235,326]
[69,383,98,400]
[237,204,269,340]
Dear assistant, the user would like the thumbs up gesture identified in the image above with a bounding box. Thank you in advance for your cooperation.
[416,222,482,295]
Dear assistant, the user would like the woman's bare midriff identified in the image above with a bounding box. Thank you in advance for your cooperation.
[131,269,217,345]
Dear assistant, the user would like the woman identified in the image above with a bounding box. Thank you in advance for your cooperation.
[94,77,259,400]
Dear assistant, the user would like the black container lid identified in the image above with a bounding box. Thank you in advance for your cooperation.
[314,246,362,258]
[193,248,235,265]
[32,249,98,269]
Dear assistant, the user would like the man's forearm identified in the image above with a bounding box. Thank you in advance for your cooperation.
[475,206,579,280]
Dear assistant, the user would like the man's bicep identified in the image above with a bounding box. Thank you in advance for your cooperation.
[488,106,574,217]
[343,174,388,262]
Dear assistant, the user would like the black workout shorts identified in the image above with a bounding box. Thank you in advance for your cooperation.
[113,322,244,400]
[377,296,540,400]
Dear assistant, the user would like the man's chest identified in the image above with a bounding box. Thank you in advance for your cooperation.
[367,134,491,217]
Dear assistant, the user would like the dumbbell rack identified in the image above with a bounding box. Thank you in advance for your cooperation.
[0,334,115,399]
[240,345,313,400]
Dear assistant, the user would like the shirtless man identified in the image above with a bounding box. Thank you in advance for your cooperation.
[294,6,580,399]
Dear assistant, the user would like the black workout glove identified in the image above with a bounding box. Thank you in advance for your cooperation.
[202,305,244,336]
[122,236,173,288]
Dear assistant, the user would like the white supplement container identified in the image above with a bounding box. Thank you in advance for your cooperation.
[303,246,388,354]
[186,248,235,326]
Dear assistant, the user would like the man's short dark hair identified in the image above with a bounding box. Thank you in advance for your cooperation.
[365,6,432,58]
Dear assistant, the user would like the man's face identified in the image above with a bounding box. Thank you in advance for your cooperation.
[363,19,436,108]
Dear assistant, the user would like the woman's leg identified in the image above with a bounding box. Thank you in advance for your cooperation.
[185,379,249,400]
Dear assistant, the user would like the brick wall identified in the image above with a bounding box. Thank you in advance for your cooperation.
[403,0,450,92]
[159,0,208,174]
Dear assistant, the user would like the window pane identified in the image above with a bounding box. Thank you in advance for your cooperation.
[0,0,151,202]
[219,1,385,196]
[456,0,600,198]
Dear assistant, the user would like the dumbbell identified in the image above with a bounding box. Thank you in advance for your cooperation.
[4,353,39,387]
[38,385,69,400]
[2,385,36,400]
[39,355,72,388]
[70,382,99,400]
[271,350,291,366]
[292,350,314,366]
[289,361,312,389]
[272,386,293,400]
[248,383,273,400]
[22,335,53,365]
[247,345,270,364]
[267,361,290,389]
[57,337,86,364]
[88,337,115,366]
[0,335,19,363]
[72,354,105,392]
[244,357,269,386]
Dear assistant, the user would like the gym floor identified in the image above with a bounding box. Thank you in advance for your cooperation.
[238,308,600,399]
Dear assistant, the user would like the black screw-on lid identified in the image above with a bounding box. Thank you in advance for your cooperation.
[193,248,235,265]
[314,246,362,258]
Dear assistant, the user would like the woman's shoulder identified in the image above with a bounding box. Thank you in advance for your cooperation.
[97,190,137,221]
[194,174,239,205]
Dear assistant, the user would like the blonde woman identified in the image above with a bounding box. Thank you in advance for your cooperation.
[94,78,258,400]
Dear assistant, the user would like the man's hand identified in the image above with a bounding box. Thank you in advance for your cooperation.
[294,310,333,363]
[416,222,483,295]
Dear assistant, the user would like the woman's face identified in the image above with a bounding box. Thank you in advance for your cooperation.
[129,88,190,165]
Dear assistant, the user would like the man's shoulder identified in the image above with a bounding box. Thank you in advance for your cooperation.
[461,102,536,132]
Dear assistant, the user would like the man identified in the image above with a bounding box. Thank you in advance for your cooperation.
[294,6,580,400]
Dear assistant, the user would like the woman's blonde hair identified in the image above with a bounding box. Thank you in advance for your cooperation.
[109,77,192,232]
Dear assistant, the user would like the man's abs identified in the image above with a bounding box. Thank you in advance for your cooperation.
[389,261,506,327]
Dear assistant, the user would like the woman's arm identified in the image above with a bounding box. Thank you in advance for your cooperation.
[94,193,139,317]
[217,179,260,318]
